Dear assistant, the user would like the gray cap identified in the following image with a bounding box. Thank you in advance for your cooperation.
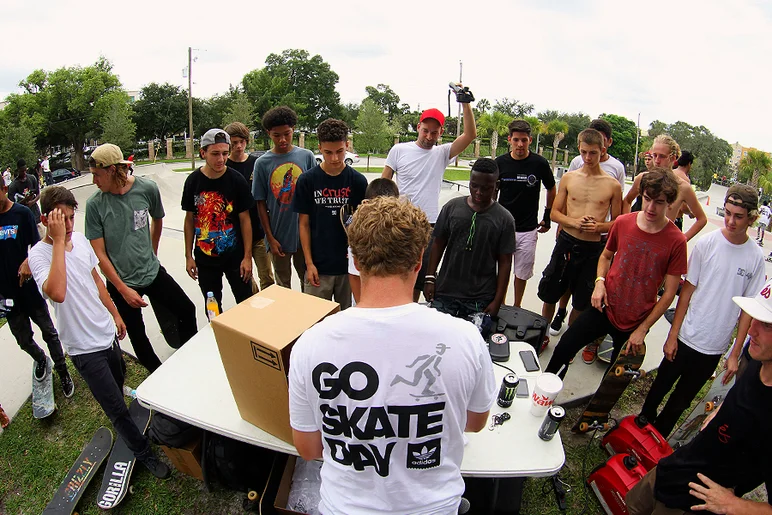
[201,128,231,148]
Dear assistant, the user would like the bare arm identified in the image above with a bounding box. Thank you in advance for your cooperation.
[238,210,253,282]
[150,217,162,256]
[485,253,512,316]
[41,210,67,303]
[689,473,772,515]
[596,183,623,233]
[549,176,581,230]
[545,185,556,210]
[681,186,707,242]
[623,174,643,214]
[184,211,198,280]
[90,237,148,308]
[663,280,695,361]
[465,410,490,432]
[381,165,395,180]
[590,248,614,311]
[299,213,318,287]
[724,311,752,384]
[257,200,284,256]
[292,429,323,461]
[626,274,681,354]
[449,102,477,159]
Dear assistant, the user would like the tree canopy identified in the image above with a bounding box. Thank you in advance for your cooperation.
[132,82,188,142]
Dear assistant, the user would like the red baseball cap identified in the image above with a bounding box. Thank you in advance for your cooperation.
[419,108,445,127]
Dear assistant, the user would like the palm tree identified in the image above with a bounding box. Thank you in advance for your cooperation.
[477,111,511,157]
[545,119,569,171]
[739,149,772,189]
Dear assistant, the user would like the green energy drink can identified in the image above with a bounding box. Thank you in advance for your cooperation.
[497,373,519,408]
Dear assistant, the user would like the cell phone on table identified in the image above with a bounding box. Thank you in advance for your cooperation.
[519,350,540,372]
[516,379,529,398]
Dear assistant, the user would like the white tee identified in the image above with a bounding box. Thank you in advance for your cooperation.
[759,205,771,226]
[347,246,359,277]
[28,232,116,356]
[385,142,453,223]
[679,230,765,354]
[568,154,626,188]
[289,303,497,515]
[41,159,50,172]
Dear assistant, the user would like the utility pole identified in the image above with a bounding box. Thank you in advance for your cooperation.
[188,47,195,171]
[454,61,462,166]
[633,112,641,177]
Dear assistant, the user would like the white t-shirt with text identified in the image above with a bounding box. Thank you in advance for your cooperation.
[289,303,497,515]
[679,230,765,354]
[28,232,116,356]
[385,142,454,223]
[759,205,771,226]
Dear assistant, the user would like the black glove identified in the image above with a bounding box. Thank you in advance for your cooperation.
[540,207,551,230]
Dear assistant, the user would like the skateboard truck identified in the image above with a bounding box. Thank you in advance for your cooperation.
[614,365,646,380]
[577,420,613,433]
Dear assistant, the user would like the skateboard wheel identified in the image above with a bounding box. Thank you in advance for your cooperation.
[248,490,258,501]
[705,401,715,412]
[638,370,646,379]
[614,366,625,377]
[129,485,135,495]
[602,423,610,431]
[579,422,589,432]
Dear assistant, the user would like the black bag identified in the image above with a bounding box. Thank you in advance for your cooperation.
[147,412,202,448]
[202,431,277,494]
[494,305,548,356]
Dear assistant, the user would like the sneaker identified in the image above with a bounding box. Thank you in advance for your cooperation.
[0,405,9,429]
[549,308,567,336]
[59,370,74,398]
[582,342,600,364]
[539,336,550,354]
[34,359,47,381]
[139,451,171,479]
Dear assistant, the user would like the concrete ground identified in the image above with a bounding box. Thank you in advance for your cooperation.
[0,164,750,430]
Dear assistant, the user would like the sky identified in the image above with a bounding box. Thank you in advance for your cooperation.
[1,0,771,150]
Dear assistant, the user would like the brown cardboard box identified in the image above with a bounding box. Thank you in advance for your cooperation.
[160,437,203,480]
[211,285,339,444]
[274,456,307,515]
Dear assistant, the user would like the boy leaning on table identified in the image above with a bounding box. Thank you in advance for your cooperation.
[28,186,170,479]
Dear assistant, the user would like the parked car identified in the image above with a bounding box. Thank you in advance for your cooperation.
[49,152,74,171]
[313,151,360,166]
[50,168,80,184]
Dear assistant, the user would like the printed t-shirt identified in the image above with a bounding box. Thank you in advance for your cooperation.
[293,165,367,276]
[495,152,555,232]
[289,302,497,515]
[85,176,164,288]
[604,213,687,331]
[759,205,771,226]
[181,167,254,266]
[253,147,316,254]
[0,203,43,308]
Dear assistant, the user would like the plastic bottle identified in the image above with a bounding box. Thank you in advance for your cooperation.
[123,385,137,399]
[206,292,220,321]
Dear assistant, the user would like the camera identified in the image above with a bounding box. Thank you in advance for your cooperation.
[449,82,475,103]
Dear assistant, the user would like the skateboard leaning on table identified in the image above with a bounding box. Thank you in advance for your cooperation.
[668,373,735,449]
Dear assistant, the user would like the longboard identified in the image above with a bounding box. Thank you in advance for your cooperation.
[43,427,113,515]
[573,343,646,433]
[96,399,152,509]
[668,374,735,449]
[597,336,615,364]
[32,356,56,419]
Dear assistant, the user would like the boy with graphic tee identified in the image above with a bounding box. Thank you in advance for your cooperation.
[182,128,255,313]
[293,119,367,308]
[86,143,197,373]
[224,122,274,290]
[289,196,496,514]
[495,119,556,308]
[253,106,316,290]
[545,168,688,380]
[640,185,765,437]
[28,186,170,479]
[424,158,515,318]
[0,174,72,396]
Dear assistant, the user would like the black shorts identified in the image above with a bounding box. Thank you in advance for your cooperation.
[537,231,605,311]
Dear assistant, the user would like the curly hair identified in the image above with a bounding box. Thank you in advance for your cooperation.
[348,197,430,278]
[471,157,499,175]
[261,106,298,131]
[641,167,680,205]
[653,134,682,161]
[225,122,251,143]
[317,118,349,143]
[40,186,78,215]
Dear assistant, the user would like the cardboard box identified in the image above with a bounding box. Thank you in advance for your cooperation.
[211,285,339,444]
[160,437,203,480]
[274,455,314,515]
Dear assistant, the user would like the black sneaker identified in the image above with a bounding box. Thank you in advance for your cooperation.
[139,451,171,479]
[34,359,47,381]
[549,308,567,336]
[59,370,74,398]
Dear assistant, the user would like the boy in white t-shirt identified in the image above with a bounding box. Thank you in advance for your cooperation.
[756,200,771,245]
[640,184,765,437]
[28,186,170,479]
[290,196,496,515]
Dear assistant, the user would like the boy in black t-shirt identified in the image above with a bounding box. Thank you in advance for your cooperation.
[0,174,72,397]
[293,119,367,309]
[182,128,255,313]
[224,122,274,292]
[424,158,516,319]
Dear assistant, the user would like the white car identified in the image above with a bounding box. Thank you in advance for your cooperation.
[313,151,360,166]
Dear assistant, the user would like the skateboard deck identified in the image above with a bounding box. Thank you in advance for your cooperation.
[96,399,152,509]
[43,426,113,515]
[668,374,735,449]
[572,344,646,433]
[597,336,615,364]
[32,356,56,419]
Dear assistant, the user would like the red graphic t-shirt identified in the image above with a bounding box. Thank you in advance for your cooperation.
[605,213,687,331]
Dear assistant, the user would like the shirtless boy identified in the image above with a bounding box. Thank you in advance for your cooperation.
[538,129,622,345]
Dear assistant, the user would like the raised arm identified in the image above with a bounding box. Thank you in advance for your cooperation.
[449,102,477,159]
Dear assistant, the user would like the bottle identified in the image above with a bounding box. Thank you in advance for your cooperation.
[206,292,220,321]
[123,385,137,399]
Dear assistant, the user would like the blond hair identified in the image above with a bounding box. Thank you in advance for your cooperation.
[348,197,430,277]
[653,134,681,161]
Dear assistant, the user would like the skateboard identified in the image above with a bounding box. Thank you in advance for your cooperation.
[572,343,646,433]
[32,356,56,419]
[668,374,735,449]
[597,335,615,364]
[43,426,113,515]
[96,399,152,509]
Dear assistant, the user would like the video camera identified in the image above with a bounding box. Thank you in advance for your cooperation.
[449,82,475,104]
[0,296,13,319]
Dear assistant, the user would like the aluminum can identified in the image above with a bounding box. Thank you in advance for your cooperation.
[538,405,566,441]
[497,373,519,408]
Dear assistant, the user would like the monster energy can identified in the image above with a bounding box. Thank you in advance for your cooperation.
[538,405,566,441]
[497,373,519,408]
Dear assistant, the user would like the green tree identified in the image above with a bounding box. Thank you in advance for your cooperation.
[355,99,391,154]
[561,112,592,153]
[478,111,512,157]
[339,102,360,129]
[0,118,37,171]
[599,113,637,166]
[493,98,534,118]
[364,84,401,122]
[739,149,772,189]
[132,82,188,141]
[242,49,341,129]
[101,98,136,152]
[221,94,255,129]
[475,98,491,117]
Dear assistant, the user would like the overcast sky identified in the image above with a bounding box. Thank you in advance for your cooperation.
[2,0,770,149]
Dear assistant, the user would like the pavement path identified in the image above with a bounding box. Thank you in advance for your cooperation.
[0,165,749,431]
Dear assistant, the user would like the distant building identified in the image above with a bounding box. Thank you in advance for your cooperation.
[731,142,772,170]
[126,90,141,103]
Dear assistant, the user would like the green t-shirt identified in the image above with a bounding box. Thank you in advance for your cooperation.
[85,176,165,288]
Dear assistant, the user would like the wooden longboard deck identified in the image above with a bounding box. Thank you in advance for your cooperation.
[96,399,151,509]
[43,427,113,515]
[668,375,735,449]
[32,357,56,419]
[572,344,646,433]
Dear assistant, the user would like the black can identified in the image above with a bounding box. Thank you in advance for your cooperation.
[538,405,566,441]
[497,373,519,408]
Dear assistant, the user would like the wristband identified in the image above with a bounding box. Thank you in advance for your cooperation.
[541,207,551,228]
[595,277,605,283]
[425,275,436,280]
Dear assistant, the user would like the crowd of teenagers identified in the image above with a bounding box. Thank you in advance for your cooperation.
[0,97,771,514]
